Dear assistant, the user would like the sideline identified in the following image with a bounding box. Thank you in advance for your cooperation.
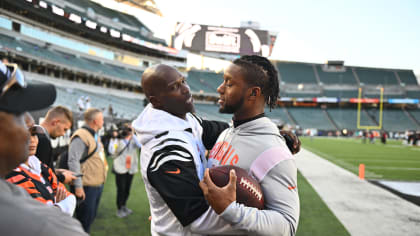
[296,148,420,236]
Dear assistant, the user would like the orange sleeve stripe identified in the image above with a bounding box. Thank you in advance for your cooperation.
[6,175,26,183]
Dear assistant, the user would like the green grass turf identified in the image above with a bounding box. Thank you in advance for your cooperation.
[296,171,349,236]
[300,137,420,181]
[91,157,349,236]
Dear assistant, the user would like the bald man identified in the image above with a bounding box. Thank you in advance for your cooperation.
[133,65,243,235]
[133,64,300,236]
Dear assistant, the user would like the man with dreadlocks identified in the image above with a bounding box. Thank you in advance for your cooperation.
[200,55,300,236]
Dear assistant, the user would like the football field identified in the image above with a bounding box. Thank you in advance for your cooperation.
[90,138,419,235]
[91,155,349,236]
[300,137,420,181]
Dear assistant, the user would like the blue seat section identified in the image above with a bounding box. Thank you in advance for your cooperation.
[397,70,418,85]
[53,86,142,119]
[356,68,399,85]
[405,91,420,99]
[281,92,321,98]
[265,107,294,126]
[288,107,335,130]
[382,109,418,131]
[323,90,359,98]
[316,65,357,85]
[364,93,406,99]
[327,108,376,130]
[276,62,318,84]
[0,34,143,83]
[20,24,114,60]
[408,110,420,125]
[187,70,223,93]
[193,103,232,122]
[63,0,165,45]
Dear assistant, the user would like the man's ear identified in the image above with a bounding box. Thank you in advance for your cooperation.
[248,87,261,100]
[148,96,162,108]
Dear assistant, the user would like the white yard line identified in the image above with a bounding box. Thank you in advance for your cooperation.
[296,148,420,236]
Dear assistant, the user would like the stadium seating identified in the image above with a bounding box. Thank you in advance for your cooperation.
[355,68,399,85]
[405,91,420,99]
[282,92,321,98]
[265,107,295,126]
[187,70,223,94]
[382,109,419,131]
[407,110,420,125]
[0,33,143,83]
[191,103,232,122]
[288,107,336,130]
[397,70,418,85]
[50,0,165,45]
[53,85,142,119]
[327,108,377,130]
[316,65,358,85]
[323,89,359,98]
[276,62,318,84]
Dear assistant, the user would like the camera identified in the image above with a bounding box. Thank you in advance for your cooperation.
[117,126,132,139]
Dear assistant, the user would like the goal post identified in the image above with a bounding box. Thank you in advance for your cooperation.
[357,87,383,130]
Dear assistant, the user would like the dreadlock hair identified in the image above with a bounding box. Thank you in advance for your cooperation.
[233,55,279,110]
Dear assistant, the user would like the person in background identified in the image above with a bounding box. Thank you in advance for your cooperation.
[68,108,107,233]
[108,123,141,218]
[0,61,87,235]
[36,106,76,184]
[6,124,76,216]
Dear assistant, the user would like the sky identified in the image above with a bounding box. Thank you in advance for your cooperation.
[95,0,420,75]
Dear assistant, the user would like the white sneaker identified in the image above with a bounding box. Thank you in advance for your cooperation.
[116,208,128,218]
[122,206,133,215]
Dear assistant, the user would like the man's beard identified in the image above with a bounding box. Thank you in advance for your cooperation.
[219,97,244,114]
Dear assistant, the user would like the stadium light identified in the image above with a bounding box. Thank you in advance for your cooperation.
[26,0,33,2]
[100,26,107,33]
[52,5,64,16]
[110,29,121,38]
[85,20,97,30]
[39,1,48,8]
[122,34,133,42]
[69,13,82,24]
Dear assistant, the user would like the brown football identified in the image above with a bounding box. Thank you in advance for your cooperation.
[209,165,264,210]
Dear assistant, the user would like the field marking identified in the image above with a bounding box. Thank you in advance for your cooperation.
[303,146,382,178]
[367,166,420,171]
[341,159,420,163]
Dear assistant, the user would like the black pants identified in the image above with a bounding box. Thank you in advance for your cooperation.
[115,173,134,210]
[73,185,104,233]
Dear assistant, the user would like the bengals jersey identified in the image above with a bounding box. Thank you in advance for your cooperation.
[6,156,72,205]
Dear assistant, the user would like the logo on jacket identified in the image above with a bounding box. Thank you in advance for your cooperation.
[208,141,239,166]
[165,168,181,174]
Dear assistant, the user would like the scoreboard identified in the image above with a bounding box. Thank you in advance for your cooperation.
[172,22,270,57]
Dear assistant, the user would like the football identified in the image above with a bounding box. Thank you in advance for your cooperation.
[208,165,264,210]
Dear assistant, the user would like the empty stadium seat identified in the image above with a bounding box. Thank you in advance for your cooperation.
[397,70,418,85]
[356,68,399,85]
[276,62,318,84]
[288,107,335,130]
[316,65,357,85]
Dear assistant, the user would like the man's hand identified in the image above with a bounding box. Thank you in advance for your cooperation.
[280,130,301,154]
[55,169,77,184]
[199,169,236,214]
[55,186,67,203]
[75,187,85,201]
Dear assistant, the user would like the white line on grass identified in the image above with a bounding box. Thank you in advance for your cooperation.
[343,159,420,163]
[303,146,382,178]
[367,166,420,171]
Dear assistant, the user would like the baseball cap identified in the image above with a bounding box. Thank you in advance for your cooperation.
[0,61,56,114]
